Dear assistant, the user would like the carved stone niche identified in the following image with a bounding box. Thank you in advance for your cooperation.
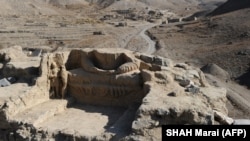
[65,48,145,107]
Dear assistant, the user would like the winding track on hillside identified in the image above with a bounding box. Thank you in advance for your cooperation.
[123,23,158,55]
[139,24,158,54]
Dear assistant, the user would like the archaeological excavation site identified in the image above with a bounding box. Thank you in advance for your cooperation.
[0,0,250,140]
[0,47,231,140]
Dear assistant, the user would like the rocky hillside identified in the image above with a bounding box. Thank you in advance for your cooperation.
[0,0,226,16]
[103,0,226,16]
[209,0,250,15]
[44,0,89,7]
[0,0,94,15]
[149,7,250,84]
[138,0,225,9]
[0,0,65,15]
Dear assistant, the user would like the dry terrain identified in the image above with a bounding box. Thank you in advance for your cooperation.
[148,1,250,118]
[0,0,250,140]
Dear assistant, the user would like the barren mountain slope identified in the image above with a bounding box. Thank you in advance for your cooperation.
[138,0,226,10]
[147,2,250,119]
[44,0,89,7]
[150,8,250,80]
[102,0,226,16]
[0,0,94,16]
[0,0,226,16]
[0,0,57,15]
[209,0,250,15]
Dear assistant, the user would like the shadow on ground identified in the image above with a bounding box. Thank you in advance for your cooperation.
[237,69,250,89]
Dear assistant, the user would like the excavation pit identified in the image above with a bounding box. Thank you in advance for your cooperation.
[44,48,149,138]
[0,48,229,140]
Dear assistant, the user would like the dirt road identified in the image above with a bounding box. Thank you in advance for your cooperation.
[139,24,158,54]
[124,23,159,54]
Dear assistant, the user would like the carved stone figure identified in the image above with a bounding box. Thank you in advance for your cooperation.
[48,53,68,99]
[49,62,60,98]
[59,65,68,99]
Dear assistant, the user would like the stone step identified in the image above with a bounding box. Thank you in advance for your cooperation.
[10,98,74,127]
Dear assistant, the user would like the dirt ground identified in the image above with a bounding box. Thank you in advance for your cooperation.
[36,104,126,137]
